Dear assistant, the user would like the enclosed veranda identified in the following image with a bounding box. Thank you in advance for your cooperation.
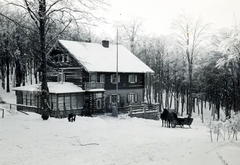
[12,82,85,118]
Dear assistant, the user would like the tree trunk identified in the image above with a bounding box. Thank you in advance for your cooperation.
[6,54,10,92]
[39,0,49,120]
[15,59,22,87]
[216,101,220,120]
[176,90,179,114]
[169,91,173,109]
[40,0,48,92]
[1,64,5,89]
[197,98,200,115]
[181,92,185,116]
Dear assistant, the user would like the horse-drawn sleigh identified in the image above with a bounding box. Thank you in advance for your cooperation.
[160,108,193,128]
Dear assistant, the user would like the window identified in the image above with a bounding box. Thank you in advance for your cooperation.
[58,95,64,110]
[60,54,69,63]
[100,74,105,83]
[96,93,102,98]
[64,95,71,110]
[32,93,36,106]
[71,94,77,109]
[127,93,138,103]
[66,56,69,63]
[96,99,102,109]
[90,73,97,82]
[109,94,120,103]
[111,74,120,84]
[51,94,57,110]
[128,74,137,83]
[76,93,83,109]
[23,91,27,105]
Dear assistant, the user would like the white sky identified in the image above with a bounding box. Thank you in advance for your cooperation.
[95,0,240,37]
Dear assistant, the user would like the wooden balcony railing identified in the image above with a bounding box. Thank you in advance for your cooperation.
[85,82,104,90]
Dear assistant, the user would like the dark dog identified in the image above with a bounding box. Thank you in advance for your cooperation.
[68,113,76,122]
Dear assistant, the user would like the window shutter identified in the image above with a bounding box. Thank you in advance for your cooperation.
[128,74,137,83]
[134,94,138,102]
[111,75,113,83]
[100,74,105,83]
[111,74,119,83]
[109,95,112,103]
[117,95,120,102]
[118,75,120,83]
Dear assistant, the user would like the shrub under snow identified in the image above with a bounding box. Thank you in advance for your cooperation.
[207,113,240,142]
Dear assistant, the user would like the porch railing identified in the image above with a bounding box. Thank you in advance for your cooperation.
[85,82,104,90]
[117,103,160,114]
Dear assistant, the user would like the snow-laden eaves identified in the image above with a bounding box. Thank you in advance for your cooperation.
[12,82,84,94]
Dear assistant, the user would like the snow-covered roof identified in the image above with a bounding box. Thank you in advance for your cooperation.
[58,40,154,73]
[12,82,84,94]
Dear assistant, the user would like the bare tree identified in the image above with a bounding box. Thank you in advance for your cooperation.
[0,8,18,92]
[172,12,209,116]
[115,17,144,54]
[1,0,108,119]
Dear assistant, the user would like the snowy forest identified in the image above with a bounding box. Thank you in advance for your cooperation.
[0,0,240,120]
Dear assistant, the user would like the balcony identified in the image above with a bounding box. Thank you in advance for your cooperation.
[85,82,104,90]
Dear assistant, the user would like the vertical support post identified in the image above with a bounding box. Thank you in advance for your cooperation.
[143,104,146,114]
[115,29,119,118]
[129,105,132,115]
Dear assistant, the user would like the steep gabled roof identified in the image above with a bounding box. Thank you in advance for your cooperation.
[58,40,154,73]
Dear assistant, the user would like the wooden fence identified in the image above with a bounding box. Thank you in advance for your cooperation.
[118,104,160,120]
[118,104,159,113]
[5,103,38,115]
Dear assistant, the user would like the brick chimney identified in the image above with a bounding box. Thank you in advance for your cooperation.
[102,40,109,48]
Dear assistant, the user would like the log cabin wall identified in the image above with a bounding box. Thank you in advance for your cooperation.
[84,91,105,114]
[48,69,83,88]
[104,88,144,113]
[100,72,144,90]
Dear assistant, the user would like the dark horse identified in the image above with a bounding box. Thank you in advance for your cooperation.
[160,108,177,128]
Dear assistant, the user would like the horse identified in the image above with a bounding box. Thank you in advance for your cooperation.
[160,108,178,128]
[160,108,168,127]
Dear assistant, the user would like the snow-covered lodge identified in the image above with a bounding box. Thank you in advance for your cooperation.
[13,40,154,117]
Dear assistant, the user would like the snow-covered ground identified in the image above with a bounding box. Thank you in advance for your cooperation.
[0,89,240,165]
